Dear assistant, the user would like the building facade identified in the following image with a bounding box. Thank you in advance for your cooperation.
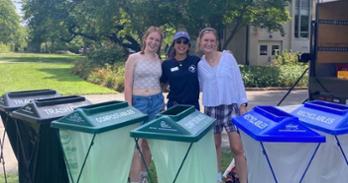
[228,0,314,65]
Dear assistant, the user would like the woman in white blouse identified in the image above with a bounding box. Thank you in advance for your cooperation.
[197,27,248,183]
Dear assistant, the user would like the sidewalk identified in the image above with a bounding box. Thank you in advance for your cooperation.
[0,89,308,174]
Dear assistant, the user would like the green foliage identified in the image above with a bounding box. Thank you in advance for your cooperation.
[240,64,308,88]
[86,43,126,66]
[241,65,280,87]
[22,0,290,53]
[0,0,26,50]
[0,43,11,52]
[73,59,125,92]
[273,50,302,66]
[0,0,20,43]
[239,51,308,88]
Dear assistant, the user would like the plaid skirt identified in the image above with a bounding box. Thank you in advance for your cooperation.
[204,104,240,134]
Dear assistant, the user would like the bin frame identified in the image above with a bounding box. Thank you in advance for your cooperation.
[11,95,90,183]
[52,101,148,183]
[234,105,325,183]
[0,89,60,182]
[130,105,216,183]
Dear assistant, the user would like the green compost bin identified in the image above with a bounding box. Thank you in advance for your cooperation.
[51,101,147,183]
[130,105,217,183]
[11,95,90,183]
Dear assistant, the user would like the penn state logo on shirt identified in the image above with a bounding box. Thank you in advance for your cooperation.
[188,65,196,73]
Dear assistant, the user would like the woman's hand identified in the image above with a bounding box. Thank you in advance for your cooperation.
[239,104,248,115]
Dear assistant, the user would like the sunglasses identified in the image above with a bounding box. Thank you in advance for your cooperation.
[175,38,189,45]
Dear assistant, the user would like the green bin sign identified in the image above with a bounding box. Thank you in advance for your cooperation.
[130,105,217,183]
[51,101,147,183]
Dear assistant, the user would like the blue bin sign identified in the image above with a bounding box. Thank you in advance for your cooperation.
[233,106,325,183]
[291,100,348,183]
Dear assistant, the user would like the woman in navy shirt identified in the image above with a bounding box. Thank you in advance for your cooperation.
[160,31,201,110]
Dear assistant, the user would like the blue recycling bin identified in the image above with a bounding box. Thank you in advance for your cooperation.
[291,100,348,183]
[233,106,325,183]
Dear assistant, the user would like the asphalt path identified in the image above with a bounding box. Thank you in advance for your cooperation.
[0,89,308,174]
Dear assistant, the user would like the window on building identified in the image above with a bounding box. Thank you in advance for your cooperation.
[260,45,268,56]
[272,45,280,55]
[295,0,310,38]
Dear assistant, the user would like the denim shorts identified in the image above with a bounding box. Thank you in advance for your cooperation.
[132,93,164,122]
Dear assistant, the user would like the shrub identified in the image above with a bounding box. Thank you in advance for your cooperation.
[86,43,125,66]
[72,42,127,92]
[240,51,308,88]
[73,61,125,92]
[240,65,279,87]
[89,63,125,91]
[0,44,11,53]
[240,64,307,88]
[73,50,308,92]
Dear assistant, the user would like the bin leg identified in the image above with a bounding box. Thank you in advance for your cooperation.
[15,119,34,183]
[0,128,8,183]
[134,138,153,183]
[76,133,96,183]
[57,132,75,183]
[260,142,278,183]
[172,142,193,183]
[335,135,348,166]
[299,143,321,183]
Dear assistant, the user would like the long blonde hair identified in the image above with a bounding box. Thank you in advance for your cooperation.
[195,27,219,53]
[140,26,163,57]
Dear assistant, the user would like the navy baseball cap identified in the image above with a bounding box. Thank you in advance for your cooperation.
[173,31,190,41]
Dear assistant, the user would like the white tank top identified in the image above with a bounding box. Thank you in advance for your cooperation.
[133,59,162,90]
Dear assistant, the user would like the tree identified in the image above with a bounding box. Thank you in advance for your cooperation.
[151,0,291,49]
[23,0,290,54]
[0,0,21,44]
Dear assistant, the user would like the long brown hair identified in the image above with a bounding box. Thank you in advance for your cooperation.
[140,26,163,57]
[195,27,219,53]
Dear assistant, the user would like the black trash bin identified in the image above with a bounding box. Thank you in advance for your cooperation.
[0,89,60,180]
[0,89,60,159]
[11,95,90,183]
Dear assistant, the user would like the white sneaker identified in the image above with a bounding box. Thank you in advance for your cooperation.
[217,172,223,183]
[140,172,148,183]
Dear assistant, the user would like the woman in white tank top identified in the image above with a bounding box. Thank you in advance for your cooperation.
[124,26,164,183]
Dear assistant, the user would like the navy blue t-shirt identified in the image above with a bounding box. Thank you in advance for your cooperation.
[160,55,200,108]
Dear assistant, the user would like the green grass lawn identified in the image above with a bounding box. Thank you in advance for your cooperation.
[0,53,115,95]
[0,174,18,183]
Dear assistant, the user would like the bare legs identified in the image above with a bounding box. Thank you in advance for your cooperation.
[130,139,152,182]
[215,132,247,183]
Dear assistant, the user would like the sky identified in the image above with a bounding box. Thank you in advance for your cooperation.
[12,0,23,17]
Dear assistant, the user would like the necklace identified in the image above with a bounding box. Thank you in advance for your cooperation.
[206,52,220,66]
